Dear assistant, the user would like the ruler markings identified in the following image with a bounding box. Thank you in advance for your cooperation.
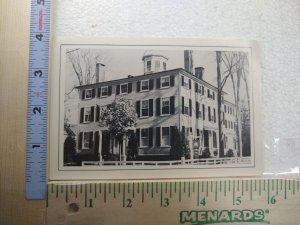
[215,181,217,201]
[104,184,107,203]
[250,180,253,200]
[179,182,182,202]
[151,182,154,198]
[197,181,199,206]
[132,183,135,198]
[142,183,145,202]
[113,183,116,198]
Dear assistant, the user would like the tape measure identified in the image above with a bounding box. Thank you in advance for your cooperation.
[46,178,300,225]
[26,0,51,199]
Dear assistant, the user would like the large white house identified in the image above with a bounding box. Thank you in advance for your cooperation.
[73,51,238,163]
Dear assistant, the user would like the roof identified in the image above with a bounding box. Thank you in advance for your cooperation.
[75,68,224,93]
[142,54,168,61]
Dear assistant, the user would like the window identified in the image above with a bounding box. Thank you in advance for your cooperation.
[184,106,189,115]
[83,108,91,123]
[85,89,92,99]
[141,79,149,91]
[141,100,149,117]
[140,128,149,147]
[120,83,128,94]
[82,132,91,149]
[163,62,166,71]
[208,106,211,121]
[161,97,170,115]
[161,76,170,88]
[155,61,160,71]
[231,121,233,129]
[182,76,189,88]
[101,86,108,97]
[161,127,170,146]
[147,61,151,72]
[224,105,227,113]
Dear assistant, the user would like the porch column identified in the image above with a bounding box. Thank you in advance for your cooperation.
[98,131,102,163]
[122,136,126,162]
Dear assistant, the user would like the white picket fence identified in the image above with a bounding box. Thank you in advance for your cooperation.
[82,157,251,167]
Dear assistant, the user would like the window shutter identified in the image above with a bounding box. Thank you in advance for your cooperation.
[156,98,161,116]
[128,83,132,93]
[78,132,83,149]
[208,106,211,121]
[116,85,120,95]
[170,75,175,87]
[92,89,96,98]
[137,81,141,92]
[97,88,101,98]
[94,131,99,152]
[82,90,85,100]
[136,129,140,147]
[170,96,175,114]
[212,91,215,100]
[90,106,95,122]
[189,99,192,116]
[181,97,184,114]
[149,79,154,90]
[207,89,210,98]
[182,126,185,136]
[170,126,176,145]
[189,79,191,89]
[96,105,100,121]
[108,86,112,96]
[190,127,192,133]
[196,102,199,119]
[156,127,160,147]
[195,83,198,93]
[202,104,205,120]
[136,101,140,117]
[149,127,153,147]
[202,86,204,95]
[181,76,184,86]
[80,108,84,123]
[214,108,216,123]
[197,129,200,136]
[149,99,153,117]
[89,131,93,149]
[156,78,161,89]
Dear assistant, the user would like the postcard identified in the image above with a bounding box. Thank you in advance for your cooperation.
[49,38,262,180]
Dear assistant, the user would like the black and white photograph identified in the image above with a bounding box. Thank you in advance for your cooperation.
[50,38,262,179]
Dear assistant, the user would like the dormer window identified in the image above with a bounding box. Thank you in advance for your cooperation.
[155,61,160,71]
[85,89,92,99]
[161,76,170,88]
[120,83,128,94]
[147,61,151,72]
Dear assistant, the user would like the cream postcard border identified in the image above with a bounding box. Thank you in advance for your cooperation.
[49,38,263,180]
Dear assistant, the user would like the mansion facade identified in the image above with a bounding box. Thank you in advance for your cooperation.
[73,53,238,162]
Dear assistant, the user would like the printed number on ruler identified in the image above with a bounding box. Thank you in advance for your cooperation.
[26,0,51,199]
[46,179,300,225]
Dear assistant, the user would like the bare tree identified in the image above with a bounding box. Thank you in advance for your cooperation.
[218,51,249,157]
[216,51,240,157]
[66,48,108,95]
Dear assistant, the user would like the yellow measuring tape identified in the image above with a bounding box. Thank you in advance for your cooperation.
[47,178,300,225]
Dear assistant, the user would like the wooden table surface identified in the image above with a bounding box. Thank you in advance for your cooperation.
[0,0,46,224]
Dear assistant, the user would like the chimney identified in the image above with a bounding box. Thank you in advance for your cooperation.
[95,63,105,83]
[184,50,193,74]
[195,67,204,80]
